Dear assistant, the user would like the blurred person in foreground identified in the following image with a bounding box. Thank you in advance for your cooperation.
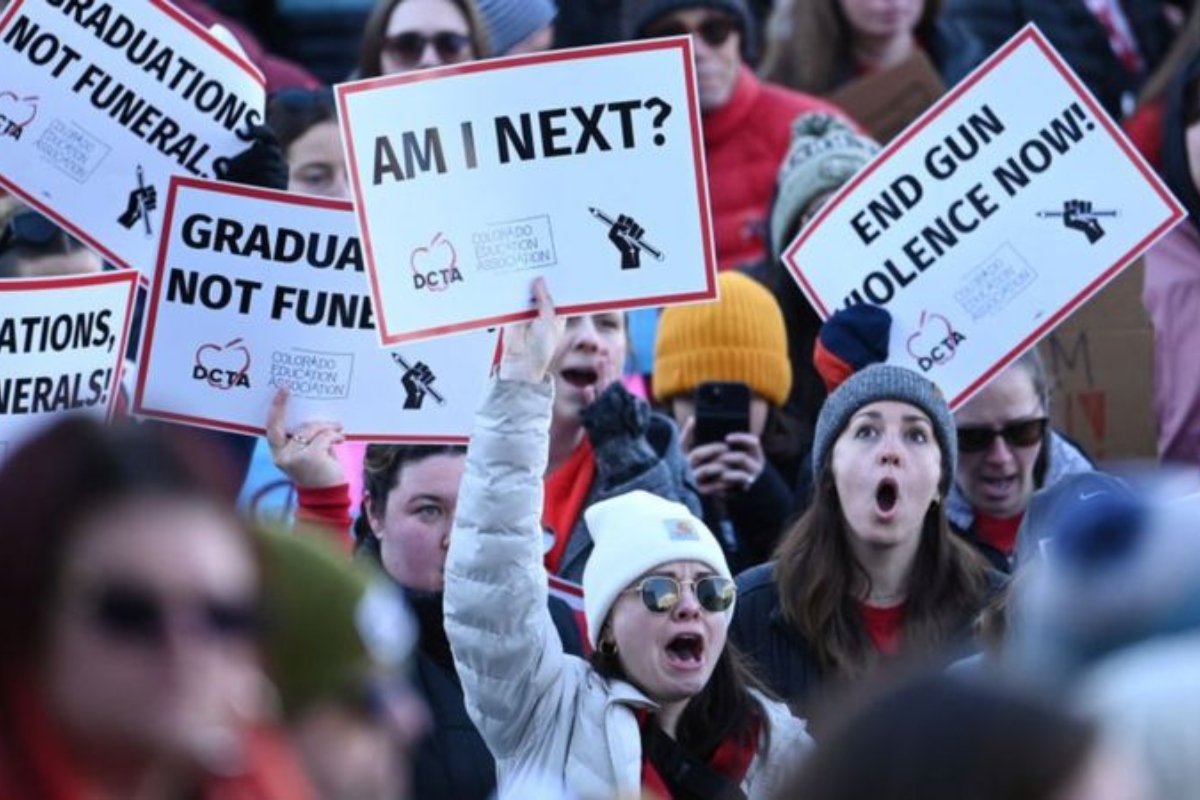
[775,670,1147,800]
[0,417,314,799]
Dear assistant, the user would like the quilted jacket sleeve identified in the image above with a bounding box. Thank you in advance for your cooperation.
[443,378,580,761]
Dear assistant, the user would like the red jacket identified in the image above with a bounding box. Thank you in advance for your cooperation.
[704,67,851,271]
[0,670,316,800]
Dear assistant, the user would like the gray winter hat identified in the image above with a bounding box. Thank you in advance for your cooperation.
[477,0,557,56]
[812,364,957,494]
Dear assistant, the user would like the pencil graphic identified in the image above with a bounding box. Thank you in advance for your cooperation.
[390,352,446,406]
[136,165,152,237]
[588,207,665,261]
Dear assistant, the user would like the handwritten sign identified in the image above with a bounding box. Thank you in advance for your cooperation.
[337,38,716,344]
[785,25,1183,408]
[0,269,136,462]
[133,177,499,441]
[0,0,265,275]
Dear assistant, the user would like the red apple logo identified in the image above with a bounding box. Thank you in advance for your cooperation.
[194,338,251,390]
[906,311,966,373]
[410,232,462,292]
[0,92,38,129]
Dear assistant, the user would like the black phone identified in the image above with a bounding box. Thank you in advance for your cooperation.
[693,381,751,446]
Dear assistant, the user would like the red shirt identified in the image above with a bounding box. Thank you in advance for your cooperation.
[860,601,907,656]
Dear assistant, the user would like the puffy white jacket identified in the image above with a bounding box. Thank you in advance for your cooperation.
[445,379,812,800]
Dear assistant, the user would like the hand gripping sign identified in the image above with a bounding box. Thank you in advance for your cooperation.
[784,25,1183,408]
[0,0,265,277]
[133,177,498,442]
[0,270,137,464]
[337,38,717,345]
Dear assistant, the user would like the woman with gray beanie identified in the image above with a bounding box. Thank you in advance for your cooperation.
[730,361,995,720]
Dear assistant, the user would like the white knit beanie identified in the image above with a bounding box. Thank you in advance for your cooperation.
[582,490,732,649]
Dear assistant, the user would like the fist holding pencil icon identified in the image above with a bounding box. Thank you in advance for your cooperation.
[590,206,664,269]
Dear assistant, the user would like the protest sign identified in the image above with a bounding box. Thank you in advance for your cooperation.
[0,0,265,276]
[0,269,137,463]
[337,38,716,345]
[784,25,1184,408]
[133,177,499,441]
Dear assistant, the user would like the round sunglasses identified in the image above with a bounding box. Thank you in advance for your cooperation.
[623,575,736,614]
[956,417,1048,454]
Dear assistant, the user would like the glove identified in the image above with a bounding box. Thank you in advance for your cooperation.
[582,382,658,487]
[219,124,289,191]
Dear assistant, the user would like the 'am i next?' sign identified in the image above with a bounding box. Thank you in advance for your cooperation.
[337,38,717,344]
[784,24,1183,408]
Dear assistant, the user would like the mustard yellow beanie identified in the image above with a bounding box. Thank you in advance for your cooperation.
[653,271,792,406]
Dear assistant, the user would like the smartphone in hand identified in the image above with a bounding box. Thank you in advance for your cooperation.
[693,381,751,446]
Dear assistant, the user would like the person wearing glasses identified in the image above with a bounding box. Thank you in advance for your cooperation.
[622,0,853,271]
[729,361,996,720]
[444,279,811,799]
[0,417,316,799]
[948,351,1094,571]
[358,0,489,78]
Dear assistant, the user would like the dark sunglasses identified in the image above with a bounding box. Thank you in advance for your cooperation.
[383,31,472,66]
[87,582,260,647]
[644,16,740,48]
[956,418,1048,454]
[0,210,73,255]
[623,575,736,614]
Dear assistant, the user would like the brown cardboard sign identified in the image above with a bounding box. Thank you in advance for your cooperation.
[1038,261,1156,463]
[827,49,946,144]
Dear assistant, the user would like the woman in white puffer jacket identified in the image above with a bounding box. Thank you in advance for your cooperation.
[444,279,812,800]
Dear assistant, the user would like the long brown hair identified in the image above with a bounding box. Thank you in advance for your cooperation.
[357,0,490,79]
[774,467,991,680]
[761,0,940,94]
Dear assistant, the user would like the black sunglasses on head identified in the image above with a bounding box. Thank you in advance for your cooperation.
[623,575,736,614]
[86,581,260,647]
[383,30,472,66]
[644,16,741,48]
[956,418,1048,454]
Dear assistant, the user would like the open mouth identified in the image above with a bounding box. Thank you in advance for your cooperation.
[560,367,598,388]
[875,478,899,514]
[665,633,704,665]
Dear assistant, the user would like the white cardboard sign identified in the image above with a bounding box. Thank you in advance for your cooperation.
[0,270,137,463]
[337,38,717,345]
[785,25,1184,408]
[133,177,499,442]
[0,0,266,276]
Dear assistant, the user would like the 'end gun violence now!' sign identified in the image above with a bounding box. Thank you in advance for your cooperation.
[785,24,1184,408]
[0,270,137,464]
[0,0,265,276]
[337,38,717,344]
[134,178,498,442]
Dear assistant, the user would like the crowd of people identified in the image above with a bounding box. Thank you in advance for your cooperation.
[4,0,1200,798]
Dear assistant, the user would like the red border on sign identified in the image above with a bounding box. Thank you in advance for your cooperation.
[0,269,138,422]
[336,37,718,346]
[0,0,266,274]
[130,176,472,443]
[781,24,1185,409]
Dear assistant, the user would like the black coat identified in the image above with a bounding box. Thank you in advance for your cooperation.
[939,0,1171,119]
[407,591,583,800]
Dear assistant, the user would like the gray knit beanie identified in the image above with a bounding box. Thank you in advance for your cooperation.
[770,113,879,259]
[477,0,557,56]
[621,0,756,62]
[812,364,957,494]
